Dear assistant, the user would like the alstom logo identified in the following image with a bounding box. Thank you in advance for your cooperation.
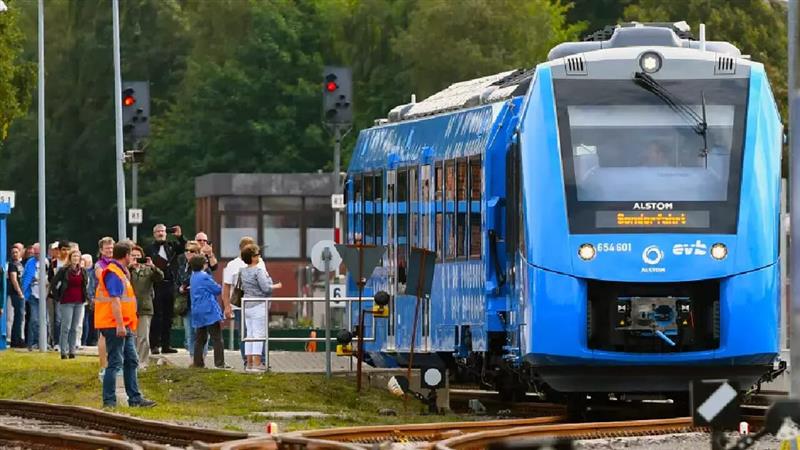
[633,202,673,211]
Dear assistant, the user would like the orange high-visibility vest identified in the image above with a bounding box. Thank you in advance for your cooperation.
[94,262,138,331]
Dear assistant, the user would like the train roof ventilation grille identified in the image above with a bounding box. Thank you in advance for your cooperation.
[565,55,587,75]
[715,55,736,75]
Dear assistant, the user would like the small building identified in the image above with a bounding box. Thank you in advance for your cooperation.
[195,173,335,317]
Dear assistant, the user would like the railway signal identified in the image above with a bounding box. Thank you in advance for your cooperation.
[121,81,150,140]
[322,66,353,125]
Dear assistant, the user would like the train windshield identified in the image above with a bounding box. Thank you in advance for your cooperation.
[554,78,748,234]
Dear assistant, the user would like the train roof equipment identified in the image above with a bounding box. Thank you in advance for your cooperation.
[385,68,534,123]
[382,22,743,125]
[549,21,741,60]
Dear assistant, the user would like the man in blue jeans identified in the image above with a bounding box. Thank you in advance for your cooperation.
[21,243,47,350]
[95,242,155,408]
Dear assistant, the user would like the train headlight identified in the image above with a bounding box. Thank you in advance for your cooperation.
[578,243,596,261]
[710,243,728,260]
[639,52,662,73]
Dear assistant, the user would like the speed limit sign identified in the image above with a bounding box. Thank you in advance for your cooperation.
[329,283,346,308]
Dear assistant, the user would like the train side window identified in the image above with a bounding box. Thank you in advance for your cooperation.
[435,162,444,261]
[409,167,419,248]
[374,172,383,245]
[421,164,431,250]
[364,173,374,245]
[456,159,467,259]
[354,174,363,244]
[345,177,354,244]
[445,160,456,260]
[469,157,482,258]
[397,169,409,282]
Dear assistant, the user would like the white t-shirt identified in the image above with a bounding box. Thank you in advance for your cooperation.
[223,257,266,286]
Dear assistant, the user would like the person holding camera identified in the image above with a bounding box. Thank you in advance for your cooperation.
[145,224,186,354]
[194,232,218,272]
[129,245,163,368]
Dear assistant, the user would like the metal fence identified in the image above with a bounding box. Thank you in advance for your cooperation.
[233,296,373,370]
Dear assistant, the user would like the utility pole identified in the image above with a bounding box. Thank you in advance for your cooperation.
[790,0,800,397]
[333,126,342,248]
[121,82,149,239]
[322,66,352,246]
[36,0,47,352]
[112,0,126,240]
[132,161,138,242]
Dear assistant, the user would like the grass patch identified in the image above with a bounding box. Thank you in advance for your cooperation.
[0,351,462,430]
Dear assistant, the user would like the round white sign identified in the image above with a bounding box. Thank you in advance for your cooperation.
[310,240,342,272]
[423,368,443,388]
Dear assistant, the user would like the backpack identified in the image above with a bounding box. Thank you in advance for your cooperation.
[230,270,244,307]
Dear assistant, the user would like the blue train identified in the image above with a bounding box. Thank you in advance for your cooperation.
[343,23,783,405]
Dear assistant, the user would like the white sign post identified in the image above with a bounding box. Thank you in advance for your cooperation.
[329,283,347,308]
[331,193,345,210]
[310,240,342,379]
[128,208,143,225]
[0,191,16,208]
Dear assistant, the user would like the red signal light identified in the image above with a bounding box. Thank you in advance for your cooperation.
[122,95,136,107]
[325,81,338,92]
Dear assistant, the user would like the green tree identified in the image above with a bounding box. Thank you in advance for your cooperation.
[316,0,416,164]
[0,0,35,140]
[567,0,635,37]
[624,0,788,117]
[0,0,189,248]
[393,0,584,98]
[140,0,330,230]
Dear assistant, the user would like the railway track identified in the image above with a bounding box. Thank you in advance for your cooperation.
[0,397,771,449]
[434,417,701,449]
[286,415,567,444]
[211,407,767,450]
[0,399,249,448]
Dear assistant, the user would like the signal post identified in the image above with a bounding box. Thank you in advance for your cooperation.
[322,66,353,246]
[120,81,150,241]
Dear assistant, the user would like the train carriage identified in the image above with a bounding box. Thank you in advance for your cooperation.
[343,23,783,404]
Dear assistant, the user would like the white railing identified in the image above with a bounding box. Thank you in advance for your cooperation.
[234,296,373,371]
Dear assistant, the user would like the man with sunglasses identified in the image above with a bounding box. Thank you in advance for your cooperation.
[145,224,186,354]
[194,232,218,272]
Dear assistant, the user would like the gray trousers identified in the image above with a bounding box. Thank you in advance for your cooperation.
[58,303,84,356]
[136,315,152,367]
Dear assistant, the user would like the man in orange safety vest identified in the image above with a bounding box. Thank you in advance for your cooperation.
[95,242,156,408]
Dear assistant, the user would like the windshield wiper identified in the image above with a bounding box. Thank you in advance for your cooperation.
[633,72,710,167]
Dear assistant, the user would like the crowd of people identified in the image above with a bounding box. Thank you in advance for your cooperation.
[2,224,281,407]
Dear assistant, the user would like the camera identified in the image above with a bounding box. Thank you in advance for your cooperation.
[137,257,147,264]
[166,226,177,234]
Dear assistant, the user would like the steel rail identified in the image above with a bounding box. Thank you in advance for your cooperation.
[434,417,702,449]
[0,399,249,446]
[197,435,364,450]
[0,423,143,449]
[285,415,566,444]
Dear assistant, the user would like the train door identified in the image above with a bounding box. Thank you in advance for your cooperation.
[506,138,524,353]
[419,163,433,351]
[385,168,397,350]
[408,165,430,351]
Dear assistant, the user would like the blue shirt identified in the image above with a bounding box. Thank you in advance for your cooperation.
[190,270,223,328]
[102,260,127,297]
[21,257,37,300]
